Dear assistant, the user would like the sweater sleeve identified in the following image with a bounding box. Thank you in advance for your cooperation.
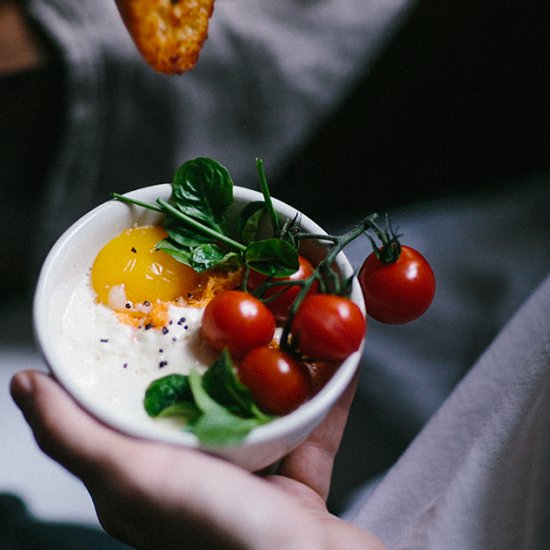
[346,269,550,549]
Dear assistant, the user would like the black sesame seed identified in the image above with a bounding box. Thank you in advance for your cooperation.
[143,300,151,307]
[144,323,153,330]
[159,361,168,368]
[123,363,128,368]
[100,338,109,343]
[162,326,169,335]
[131,247,137,253]
[159,349,164,353]
[125,303,131,309]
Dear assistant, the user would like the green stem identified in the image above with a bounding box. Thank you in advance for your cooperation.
[367,214,401,263]
[294,233,340,243]
[156,199,246,252]
[256,158,280,234]
[111,193,164,213]
[279,214,380,352]
[112,193,247,254]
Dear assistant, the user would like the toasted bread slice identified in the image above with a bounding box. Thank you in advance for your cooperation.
[115,0,215,74]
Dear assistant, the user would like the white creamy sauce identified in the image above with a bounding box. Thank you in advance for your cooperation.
[52,275,218,439]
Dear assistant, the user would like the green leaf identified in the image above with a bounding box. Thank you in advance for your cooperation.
[164,216,213,247]
[187,370,269,445]
[144,374,195,417]
[245,238,299,277]
[190,244,238,272]
[202,349,269,419]
[238,201,267,244]
[188,408,263,446]
[157,239,240,273]
[156,401,201,420]
[156,239,194,268]
[171,157,233,231]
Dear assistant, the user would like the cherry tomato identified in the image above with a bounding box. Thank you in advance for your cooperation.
[238,347,311,415]
[291,294,366,362]
[200,290,275,357]
[247,255,318,320]
[358,245,435,324]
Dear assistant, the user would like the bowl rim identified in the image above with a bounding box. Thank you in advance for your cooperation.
[33,183,365,450]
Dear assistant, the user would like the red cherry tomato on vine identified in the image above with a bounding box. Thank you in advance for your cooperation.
[200,290,275,357]
[238,347,311,415]
[247,255,318,320]
[358,245,435,324]
[291,294,366,362]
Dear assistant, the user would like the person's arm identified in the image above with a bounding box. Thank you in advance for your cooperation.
[10,370,386,549]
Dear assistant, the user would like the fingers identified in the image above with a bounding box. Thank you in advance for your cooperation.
[10,370,125,483]
[275,370,360,501]
[9,370,241,546]
[9,369,377,549]
[11,367,358,506]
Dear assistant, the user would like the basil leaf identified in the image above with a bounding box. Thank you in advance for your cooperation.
[190,244,238,272]
[202,349,269,419]
[143,352,274,445]
[245,238,299,277]
[171,157,233,231]
[155,238,194,267]
[187,370,269,445]
[238,201,267,244]
[144,374,195,417]
[157,239,240,273]
[156,402,201,420]
[188,408,263,446]
[165,217,213,247]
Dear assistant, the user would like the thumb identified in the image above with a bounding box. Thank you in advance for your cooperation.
[10,370,123,482]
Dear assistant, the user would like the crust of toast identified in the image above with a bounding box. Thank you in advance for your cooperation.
[116,0,215,74]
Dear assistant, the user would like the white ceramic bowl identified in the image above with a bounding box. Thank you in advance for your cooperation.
[34,184,365,471]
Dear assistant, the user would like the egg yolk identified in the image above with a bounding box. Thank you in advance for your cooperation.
[91,226,202,307]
